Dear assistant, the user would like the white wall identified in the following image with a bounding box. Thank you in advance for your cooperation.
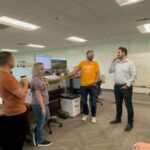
[14,37,150,93]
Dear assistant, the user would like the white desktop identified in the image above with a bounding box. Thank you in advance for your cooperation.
[61,96,81,118]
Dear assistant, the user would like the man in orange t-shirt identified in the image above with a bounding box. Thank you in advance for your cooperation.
[64,50,100,123]
[0,52,29,150]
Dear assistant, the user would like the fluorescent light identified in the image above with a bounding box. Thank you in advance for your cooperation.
[137,24,150,33]
[115,0,144,6]
[65,36,88,43]
[0,16,40,30]
[26,44,45,48]
[144,24,150,32]
[1,49,18,52]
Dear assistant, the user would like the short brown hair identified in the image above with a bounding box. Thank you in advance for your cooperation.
[119,47,128,56]
[86,50,94,55]
[0,52,12,67]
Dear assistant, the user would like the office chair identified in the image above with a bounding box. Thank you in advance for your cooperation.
[47,116,63,134]
[26,104,62,146]
[96,80,104,105]
[47,89,63,134]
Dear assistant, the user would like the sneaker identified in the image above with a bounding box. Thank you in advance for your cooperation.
[82,115,88,122]
[91,117,96,124]
[38,140,52,147]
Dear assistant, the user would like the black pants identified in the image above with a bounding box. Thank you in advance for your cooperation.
[114,85,134,124]
[0,112,28,150]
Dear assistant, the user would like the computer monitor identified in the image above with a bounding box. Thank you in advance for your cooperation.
[51,57,67,69]
[34,54,51,70]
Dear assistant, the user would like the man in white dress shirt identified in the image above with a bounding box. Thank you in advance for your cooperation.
[109,47,136,132]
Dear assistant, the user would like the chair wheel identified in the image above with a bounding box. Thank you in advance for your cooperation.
[49,131,52,134]
[60,124,63,127]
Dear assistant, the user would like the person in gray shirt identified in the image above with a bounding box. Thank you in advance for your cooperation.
[109,47,136,132]
[30,63,52,146]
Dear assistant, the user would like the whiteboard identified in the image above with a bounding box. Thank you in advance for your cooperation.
[130,53,150,87]
[12,67,32,81]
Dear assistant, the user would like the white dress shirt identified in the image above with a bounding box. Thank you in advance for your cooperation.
[109,58,136,87]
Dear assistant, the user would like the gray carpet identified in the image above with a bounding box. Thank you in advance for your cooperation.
[24,91,150,150]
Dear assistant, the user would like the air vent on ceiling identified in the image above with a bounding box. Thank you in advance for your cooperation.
[18,43,25,45]
[0,24,10,30]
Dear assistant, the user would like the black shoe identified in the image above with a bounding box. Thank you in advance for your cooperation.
[38,140,52,147]
[124,124,133,132]
[110,119,121,124]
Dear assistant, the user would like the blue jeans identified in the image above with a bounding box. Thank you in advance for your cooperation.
[80,86,97,117]
[32,105,50,144]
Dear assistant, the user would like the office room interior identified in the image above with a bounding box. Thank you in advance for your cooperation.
[0,0,150,150]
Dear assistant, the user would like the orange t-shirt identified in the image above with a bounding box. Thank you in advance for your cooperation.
[0,71,26,116]
[77,60,100,86]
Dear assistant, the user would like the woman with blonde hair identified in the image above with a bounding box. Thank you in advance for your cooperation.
[30,63,51,147]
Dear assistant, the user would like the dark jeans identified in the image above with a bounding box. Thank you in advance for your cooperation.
[0,112,28,150]
[80,85,97,117]
[114,84,134,124]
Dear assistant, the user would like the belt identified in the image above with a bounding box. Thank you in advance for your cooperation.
[115,84,126,86]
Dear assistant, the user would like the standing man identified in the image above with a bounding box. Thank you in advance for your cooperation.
[109,47,136,131]
[0,52,29,150]
[64,50,100,123]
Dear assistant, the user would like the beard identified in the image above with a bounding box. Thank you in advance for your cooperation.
[87,57,93,61]
[117,56,122,59]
